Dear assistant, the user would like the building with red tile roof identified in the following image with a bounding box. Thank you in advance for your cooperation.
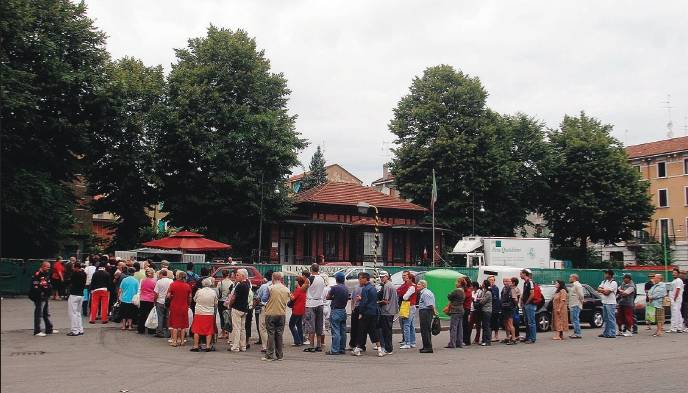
[268,181,442,265]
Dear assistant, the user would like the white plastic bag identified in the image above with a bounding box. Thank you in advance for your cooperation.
[188,308,194,332]
[145,307,158,329]
[132,293,140,307]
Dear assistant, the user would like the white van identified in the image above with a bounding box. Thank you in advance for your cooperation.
[476,266,525,294]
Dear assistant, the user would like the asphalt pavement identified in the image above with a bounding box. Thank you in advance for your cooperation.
[1,297,686,393]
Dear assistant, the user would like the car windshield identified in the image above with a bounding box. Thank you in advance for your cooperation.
[540,285,557,299]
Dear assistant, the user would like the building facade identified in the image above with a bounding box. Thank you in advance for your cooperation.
[626,136,688,242]
[268,182,443,265]
[371,164,401,198]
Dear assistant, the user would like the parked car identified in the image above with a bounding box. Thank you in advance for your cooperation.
[331,267,381,293]
[210,265,264,289]
[535,284,603,332]
[634,283,672,324]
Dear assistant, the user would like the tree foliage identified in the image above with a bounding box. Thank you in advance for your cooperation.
[301,145,327,191]
[157,26,306,255]
[1,0,109,257]
[389,65,550,236]
[541,112,654,255]
[86,57,166,251]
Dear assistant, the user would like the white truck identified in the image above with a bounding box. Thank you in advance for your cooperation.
[450,236,552,269]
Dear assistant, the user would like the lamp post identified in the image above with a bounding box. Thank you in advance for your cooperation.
[357,202,380,275]
[470,193,485,236]
[257,173,280,264]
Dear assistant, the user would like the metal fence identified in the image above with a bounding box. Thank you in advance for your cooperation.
[0,258,670,295]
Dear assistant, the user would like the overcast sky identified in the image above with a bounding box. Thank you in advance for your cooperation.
[85,0,687,184]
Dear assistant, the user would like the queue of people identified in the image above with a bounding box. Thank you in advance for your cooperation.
[29,259,687,360]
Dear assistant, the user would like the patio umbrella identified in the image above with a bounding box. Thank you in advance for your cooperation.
[142,231,231,252]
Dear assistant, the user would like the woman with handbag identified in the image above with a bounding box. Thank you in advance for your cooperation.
[445,277,465,348]
[217,269,234,339]
[647,274,667,337]
[397,271,417,350]
[118,268,139,331]
[478,280,493,346]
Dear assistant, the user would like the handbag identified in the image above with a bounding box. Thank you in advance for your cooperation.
[223,309,233,332]
[399,300,411,318]
[646,305,656,323]
[287,299,294,308]
[110,301,123,323]
[442,304,451,315]
[132,293,140,307]
[431,315,441,336]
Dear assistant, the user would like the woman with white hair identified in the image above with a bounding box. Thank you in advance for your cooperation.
[190,278,218,352]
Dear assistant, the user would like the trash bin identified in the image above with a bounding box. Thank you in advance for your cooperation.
[424,269,466,320]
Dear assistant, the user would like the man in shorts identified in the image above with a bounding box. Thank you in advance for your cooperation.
[302,263,325,352]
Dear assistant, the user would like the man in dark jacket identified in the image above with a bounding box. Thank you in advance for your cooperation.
[352,272,383,357]
[30,261,57,336]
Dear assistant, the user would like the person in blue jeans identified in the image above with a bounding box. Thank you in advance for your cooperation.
[326,272,349,355]
[597,270,618,338]
[520,269,537,343]
[398,271,417,349]
[568,274,585,338]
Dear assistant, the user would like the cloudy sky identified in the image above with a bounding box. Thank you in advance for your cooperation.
[85,0,687,184]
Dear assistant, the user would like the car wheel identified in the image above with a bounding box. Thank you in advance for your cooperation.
[536,312,551,332]
[590,311,603,328]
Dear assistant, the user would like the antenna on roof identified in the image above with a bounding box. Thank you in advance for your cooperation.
[661,94,673,138]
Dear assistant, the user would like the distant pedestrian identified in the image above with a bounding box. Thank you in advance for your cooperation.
[416,280,437,353]
[289,276,307,347]
[681,271,688,330]
[167,271,191,346]
[520,269,537,343]
[302,263,326,353]
[377,271,398,356]
[551,280,568,340]
[397,271,418,350]
[462,278,473,346]
[470,281,482,344]
[133,262,145,281]
[478,280,493,346]
[500,277,518,344]
[445,277,465,348]
[153,269,173,338]
[616,274,635,336]
[190,278,218,352]
[352,272,383,357]
[668,268,684,333]
[137,268,156,334]
[326,272,349,355]
[67,262,86,336]
[118,268,139,331]
[51,257,65,300]
[597,270,618,338]
[568,274,584,339]
[262,272,290,361]
[510,277,522,340]
[256,270,274,352]
[647,274,667,337]
[89,262,111,324]
[488,275,501,342]
[228,269,251,352]
[216,269,234,340]
[30,261,57,336]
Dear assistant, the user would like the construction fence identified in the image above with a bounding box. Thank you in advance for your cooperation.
[1,258,670,296]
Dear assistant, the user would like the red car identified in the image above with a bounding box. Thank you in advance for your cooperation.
[210,265,264,289]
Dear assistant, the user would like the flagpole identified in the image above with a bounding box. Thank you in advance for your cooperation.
[432,169,436,267]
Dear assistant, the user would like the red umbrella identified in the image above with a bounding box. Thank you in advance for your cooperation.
[142,231,231,252]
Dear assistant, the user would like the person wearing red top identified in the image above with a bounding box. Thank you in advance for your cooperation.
[462,279,473,346]
[167,271,192,347]
[51,258,65,300]
[288,276,307,346]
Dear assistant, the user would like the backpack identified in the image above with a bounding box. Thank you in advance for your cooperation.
[532,283,544,307]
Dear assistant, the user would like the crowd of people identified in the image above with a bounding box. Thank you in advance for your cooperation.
[29,257,688,360]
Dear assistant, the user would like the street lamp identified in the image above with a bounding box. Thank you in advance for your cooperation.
[471,193,485,236]
[357,202,380,273]
[258,174,280,264]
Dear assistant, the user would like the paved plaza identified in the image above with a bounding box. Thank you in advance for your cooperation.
[1,297,686,393]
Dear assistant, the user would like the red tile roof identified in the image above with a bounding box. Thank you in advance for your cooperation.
[626,136,688,159]
[295,182,427,212]
[371,175,395,185]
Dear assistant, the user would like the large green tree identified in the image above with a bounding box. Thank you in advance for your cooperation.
[389,65,550,236]
[542,112,654,259]
[301,145,327,191]
[1,0,109,256]
[86,57,166,251]
[157,26,306,255]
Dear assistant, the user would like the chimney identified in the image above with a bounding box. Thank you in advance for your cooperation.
[383,164,389,179]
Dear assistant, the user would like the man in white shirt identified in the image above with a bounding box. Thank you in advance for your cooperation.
[83,260,97,317]
[153,269,173,338]
[302,263,325,352]
[668,268,685,333]
[597,270,618,338]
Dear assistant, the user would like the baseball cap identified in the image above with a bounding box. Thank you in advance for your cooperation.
[379,270,389,277]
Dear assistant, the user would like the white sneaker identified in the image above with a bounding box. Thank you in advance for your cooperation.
[399,344,411,349]
[410,344,417,348]
[34,332,46,337]
[303,340,311,345]
[378,350,385,357]
[352,347,362,356]
[622,332,632,337]
[51,330,59,334]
